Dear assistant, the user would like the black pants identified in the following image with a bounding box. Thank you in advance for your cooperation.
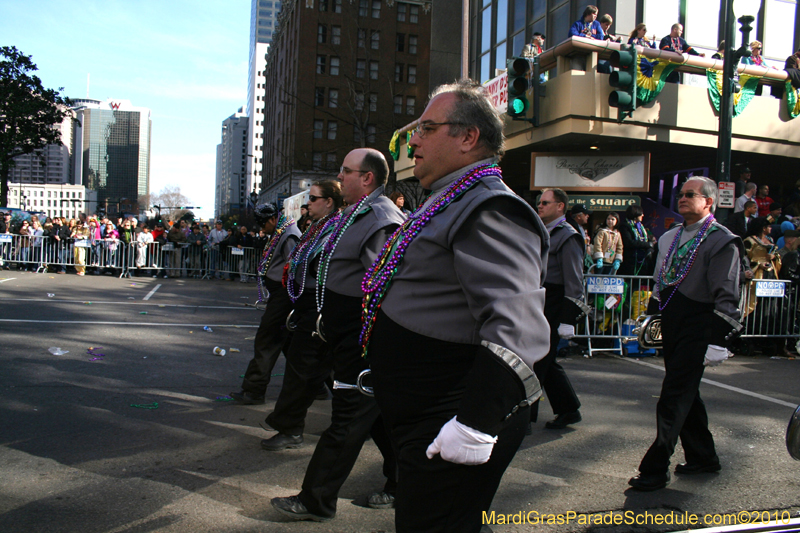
[264,290,331,436]
[298,290,397,518]
[241,278,294,395]
[531,290,580,422]
[369,311,527,533]
[638,295,718,474]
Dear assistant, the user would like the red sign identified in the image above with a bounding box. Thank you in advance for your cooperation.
[718,181,735,208]
[484,72,508,113]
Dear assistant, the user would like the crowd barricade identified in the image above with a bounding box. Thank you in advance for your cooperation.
[0,233,265,280]
[573,273,800,357]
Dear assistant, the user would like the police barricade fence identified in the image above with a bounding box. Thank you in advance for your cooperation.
[573,273,800,357]
[0,233,263,280]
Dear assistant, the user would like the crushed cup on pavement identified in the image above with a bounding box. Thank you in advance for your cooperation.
[229,348,241,353]
[47,293,54,298]
[48,347,68,356]
[213,346,226,356]
[203,326,213,332]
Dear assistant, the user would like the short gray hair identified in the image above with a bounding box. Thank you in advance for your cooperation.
[430,79,506,158]
[686,177,718,213]
[745,182,757,192]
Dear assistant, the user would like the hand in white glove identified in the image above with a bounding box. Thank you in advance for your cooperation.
[703,344,728,366]
[425,416,497,465]
[557,323,575,339]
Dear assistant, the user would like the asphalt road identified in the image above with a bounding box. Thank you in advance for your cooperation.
[1,271,799,533]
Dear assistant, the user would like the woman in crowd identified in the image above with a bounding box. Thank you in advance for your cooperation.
[71,220,91,276]
[619,205,654,276]
[30,219,44,270]
[593,212,623,274]
[87,218,102,273]
[628,23,656,48]
[743,217,781,317]
[136,224,154,276]
[17,220,32,271]
[388,191,410,218]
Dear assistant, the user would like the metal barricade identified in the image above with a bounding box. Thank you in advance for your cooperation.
[572,274,656,358]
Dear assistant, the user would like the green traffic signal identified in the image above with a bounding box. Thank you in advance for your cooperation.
[511,97,527,114]
[506,56,531,119]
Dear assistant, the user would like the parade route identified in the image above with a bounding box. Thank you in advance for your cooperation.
[1,271,799,533]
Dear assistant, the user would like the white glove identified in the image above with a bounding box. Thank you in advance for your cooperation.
[704,344,728,366]
[557,323,575,339]
[425,416,497,465]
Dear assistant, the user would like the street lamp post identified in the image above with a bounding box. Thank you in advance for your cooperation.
[716,0,761,184]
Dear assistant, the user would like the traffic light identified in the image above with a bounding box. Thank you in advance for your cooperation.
[608,45,638,121]
[506,56,530,120]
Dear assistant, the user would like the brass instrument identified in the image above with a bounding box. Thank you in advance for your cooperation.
[787,404,800,460]
[333,369,374,397]
[633,314,662,349]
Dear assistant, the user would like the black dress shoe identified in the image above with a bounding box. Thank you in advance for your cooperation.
[545,411,582,429]
[367,491,396,509]
[229,390,265,405]
[261,433,303,451]
[271,495,332,522]
[628,472,670,491]
[675,461,721,475]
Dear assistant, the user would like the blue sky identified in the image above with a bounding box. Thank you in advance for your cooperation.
[1,0,252,220]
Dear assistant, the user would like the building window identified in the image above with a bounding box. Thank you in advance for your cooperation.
[359,0,368,16]
[313,120,324,139]
[327,121,338,140]
[409,35,418,54]
[406,96,416,115]
[316,55,326,74]
[396,33,405,52]
[329,88,338,108]
[325,153,337,170]
[356,59,366,78]
[330,56,340,75]
[369,93,378,112]
[372,0,381,18]
[397,2,406,21]
[407,65,417,84]
[318,24,327,44]
[354,127,362,144]
[366,124,376,143]
[371,30,380,50]
[358,29,366,48]
[312,152,323,168]
[332,26,341,45]
[410,4,419,23]
[315,87,325,106]
[393,95,403,113]
[370,61,379,79]
[319,0,327,11]
[333,0,342,13]
[395,63,404,82]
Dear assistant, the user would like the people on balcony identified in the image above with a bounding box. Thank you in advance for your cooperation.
[660,24,704,83]
[569,5,604,41]
[599,14,621,43]
[628,23,656,49]
[522,32,545,58]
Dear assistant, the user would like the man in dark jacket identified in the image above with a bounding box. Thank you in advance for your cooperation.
[725,200,757,238]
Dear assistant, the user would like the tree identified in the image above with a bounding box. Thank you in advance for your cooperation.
[0,46,72,207]
[151,185,192,222]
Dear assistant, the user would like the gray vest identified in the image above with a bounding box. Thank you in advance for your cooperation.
[325,187,405,298]
[266,222,302,283]
[545,220,585,301]
[380,168,551,368]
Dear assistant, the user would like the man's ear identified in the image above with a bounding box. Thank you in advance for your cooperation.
[459,125,481,153]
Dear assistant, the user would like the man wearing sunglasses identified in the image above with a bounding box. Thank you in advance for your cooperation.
[629,177,742,491]
[271,148,404,523]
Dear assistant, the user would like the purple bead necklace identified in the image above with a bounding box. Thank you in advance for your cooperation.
[285,210,340,303]
[359,163,500,355]
[256,214,294,303]
[655,215,715,311]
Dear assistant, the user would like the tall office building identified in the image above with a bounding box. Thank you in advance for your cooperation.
[215,108,249,218]
[247,0,282,196]
[71,98,151,215]
[8,108,75,185]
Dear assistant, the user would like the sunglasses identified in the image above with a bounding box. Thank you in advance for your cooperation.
[537,200,555,206]
[675,191,708,199]
[308,195,329,203]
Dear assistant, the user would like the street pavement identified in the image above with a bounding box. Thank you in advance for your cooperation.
[1,270,799,533]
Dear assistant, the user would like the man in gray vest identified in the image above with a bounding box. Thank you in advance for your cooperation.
[362,79,550,533]
[271,148,404,522]
[230,204,301,405]
[532,188,588,430]
[629,177,742,491]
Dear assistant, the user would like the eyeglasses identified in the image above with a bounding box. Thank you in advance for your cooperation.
[675,191,708,199]
[413,122,465,139]
[339,166,368,175]
[308,194,329,203]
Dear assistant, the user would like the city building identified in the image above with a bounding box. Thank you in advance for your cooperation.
[6,183,94,220]
[247,0,283,197]
[8,108,75,186]
[215,108,249,217]
[258,0,433,204]
[71,98,152,216]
